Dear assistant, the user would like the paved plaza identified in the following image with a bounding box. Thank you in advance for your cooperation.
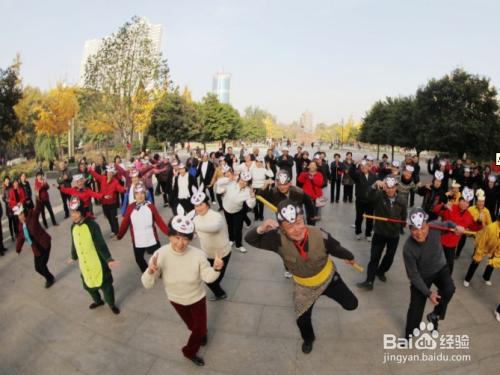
[0,149,499,375]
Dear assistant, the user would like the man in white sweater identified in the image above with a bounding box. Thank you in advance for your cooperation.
[191,185,232,300]
[141,205,223,367]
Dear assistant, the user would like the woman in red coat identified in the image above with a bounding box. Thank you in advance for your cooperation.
[15,200,55,288]
[34,172,58,228]
[297,161,324,220]
[9,178,26,238]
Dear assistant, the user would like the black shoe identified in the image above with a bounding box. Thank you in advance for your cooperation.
[356,281,373,291]
[426,312,439,331]
[215,292,227,300]
[53,222,59,226]
[163,203,168,207]
[454,254,460,260]
[45,277,55,288]
[189,356,205,366]
[377,273,387,282]
[201,335,208,346]
[301,340,314,354]
[0,249,4,256]
[64,214,70,219]
[89,301,105,309]
[110,305,120,315]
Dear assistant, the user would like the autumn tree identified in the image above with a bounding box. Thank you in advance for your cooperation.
[0,58,22,153]
[14,86,43,155]
[34,84,79,159]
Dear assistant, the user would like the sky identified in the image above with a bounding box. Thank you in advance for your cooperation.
[1,0,499,124]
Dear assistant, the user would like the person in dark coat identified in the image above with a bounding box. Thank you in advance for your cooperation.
[15,201,55,288]
[197,152,216,203]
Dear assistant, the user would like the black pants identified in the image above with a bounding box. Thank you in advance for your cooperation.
[12,215,19,237]
[175,198,194,215]
[343,185,353,202]
[224,209,244,248]
[40,200,57,227]
[330,178,341,203]
[60,191,70,217]
[0,217,5,250]
[206,252,232,297]
[34,249,54,282]
[84,279,115,306]
[366,234,400,283]
[442,246,456,275]
[254,200,264,220]
[455,235,467,258]
[157,180,170,206]
[133,242,161,272]
[203,185,215,203]
[409,190,416,207]
[102,203,119,234]
[464,256,495,282]
[216,193,224,211]
[242,203,251,226]
[296,272,358,342]
[405,266,455,338]
[355,200,373,236]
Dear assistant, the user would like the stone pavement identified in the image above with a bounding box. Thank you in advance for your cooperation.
[0,149,499,374]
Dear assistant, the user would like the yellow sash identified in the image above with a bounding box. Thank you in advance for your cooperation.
[292,260,334,287]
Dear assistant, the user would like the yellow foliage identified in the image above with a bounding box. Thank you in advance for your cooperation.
[34,84,79,136]
[264,116,285,139]
[87,118,115,135]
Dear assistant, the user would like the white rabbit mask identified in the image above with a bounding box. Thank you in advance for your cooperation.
[172,205,196,234]
[190,184,206,205]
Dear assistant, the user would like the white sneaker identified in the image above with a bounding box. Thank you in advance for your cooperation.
[356,235,362,240]
[236,246,247,253]
[351,224,356,228]
[212,201,217,205]
[229,241,234,247]
[245,222,252,229]
[284,271,292,279]
[484,280,492,286]
[463,280,470,288]
[366,236,372,242]
[495,310,500,322]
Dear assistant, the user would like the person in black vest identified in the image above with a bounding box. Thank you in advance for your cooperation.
[349,159,379,241]
[224,147,234,168]
[417,171,447,221]
[172,163,198,214]
[276,147,294,179]
[330,153,344,203]
[357,176,407,291]
[197,152,216,204]
[19,172,34,210]
[57,160,73,218]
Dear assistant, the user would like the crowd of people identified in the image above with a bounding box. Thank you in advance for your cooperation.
[0,143,499,367]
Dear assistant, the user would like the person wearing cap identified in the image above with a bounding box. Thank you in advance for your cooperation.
[251,156,274,221]
[142,206,224,367]
[276,147,294,180]
[14,201,55,288]
[57,160,73,218]
[34,171,58,228]
[348,158,378,241]
[58,174,103,217]
[428,158,450,189]
[88,164,126,235]
[389,160,400,178]
[115,182,169,272]
[397,165,417,209]
[446,180,462,204]
[456,189,492,259]
[341,152,355,203]
[463,209,499,288]
[403,207,462,337]
[357,176,407,291]
[172,162,198,215]
[330,153,345,204]
[483,175,499,220]
[67,197,120,315]
[245,199,358,353]
[417,171,447,221]
[191,185,232,300]
[433,187,482,274]
[218,170,256,253]
[196,152,216,205]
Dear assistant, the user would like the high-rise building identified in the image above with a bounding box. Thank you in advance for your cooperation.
[212,71,231,104]
[299,111,314,133]
[79,17,163,85]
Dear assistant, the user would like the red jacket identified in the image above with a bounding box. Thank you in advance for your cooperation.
[59,186,103,217]
[433,203,481,248]
[34,179,50,202]
[89,169,126,205]
[9,187,26,209]
[16,201,51,256]
[116,201,169,246]
[297,171,324,200]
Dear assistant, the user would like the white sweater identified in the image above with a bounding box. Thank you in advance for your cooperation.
[193,209,232,259]
[251,167,274,189]
[141,244,220,305]
[222,181,256,213]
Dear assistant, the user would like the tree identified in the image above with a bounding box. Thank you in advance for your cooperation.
[83,16,170,153]
[14,86,43,155]
[0,59,22,152]
[199,93,241,146]
[34,84,79,159]
[240,106,269,141]
[416,69,500,159]
[149,88,198,147]
[35,133,58,162]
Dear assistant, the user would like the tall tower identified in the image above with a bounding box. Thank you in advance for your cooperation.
[212,71,231,104]
[299,111,314,133]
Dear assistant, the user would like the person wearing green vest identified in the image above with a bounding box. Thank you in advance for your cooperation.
[245,199,358,354]
[67,196,120,315]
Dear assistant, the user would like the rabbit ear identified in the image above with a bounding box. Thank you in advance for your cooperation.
[187,210,196,220]
[191,186,198,195]
[177,205,185,216]
[199,183,204,191]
